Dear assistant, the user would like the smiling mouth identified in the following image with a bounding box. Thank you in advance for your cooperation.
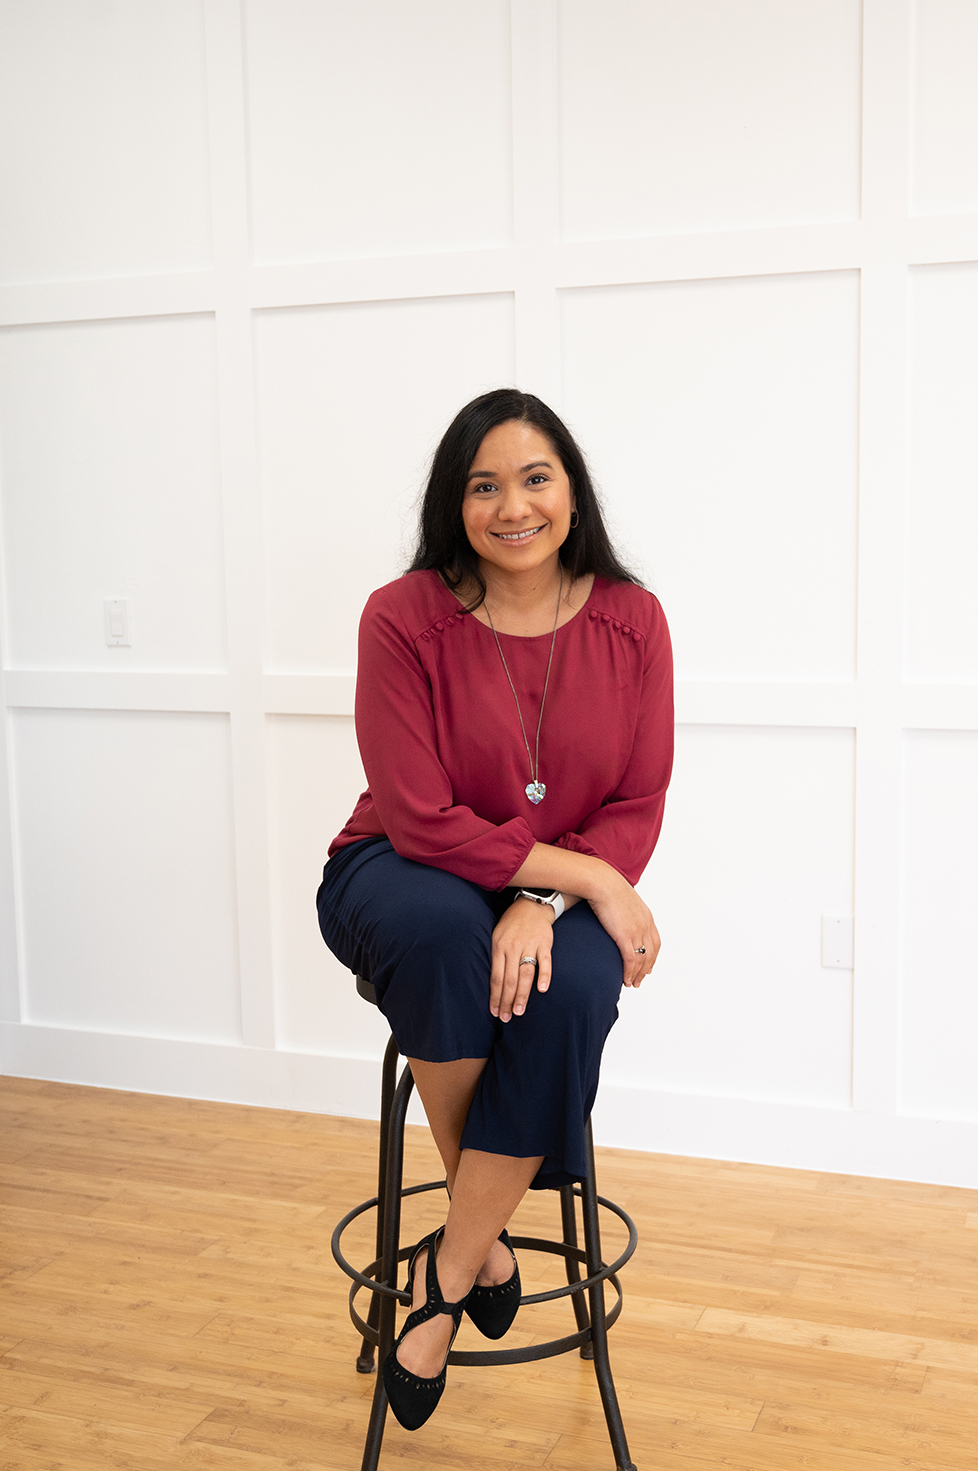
[491,525,544,543]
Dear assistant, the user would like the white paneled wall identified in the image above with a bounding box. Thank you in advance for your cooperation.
[0,315,226,671]
[245,0,514,263]
[562,272,859,681]
[911,0,978,215]
[609,726,857,1111]
[11,708,241,1042]
[1,0,977,1186]
[0,0,213,282]
[265,713,385,1058]
[906,263,978,682]
[558,0,863,237]
[900,730,978,1124]
[256,294,516,672]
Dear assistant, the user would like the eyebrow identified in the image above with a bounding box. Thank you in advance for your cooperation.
[465,460,554,481]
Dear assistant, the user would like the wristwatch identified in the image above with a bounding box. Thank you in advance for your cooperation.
[515,887,565,921]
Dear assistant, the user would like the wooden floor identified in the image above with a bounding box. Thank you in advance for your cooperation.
[1,1077,976,1471]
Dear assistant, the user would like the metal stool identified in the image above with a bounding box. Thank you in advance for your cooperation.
[331,975,639,1470]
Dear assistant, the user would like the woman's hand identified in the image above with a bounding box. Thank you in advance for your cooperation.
[489,899,556,1023]
[508,845,661,989]
[588,873,660,988]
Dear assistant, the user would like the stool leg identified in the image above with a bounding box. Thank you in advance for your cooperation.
[360,1059,414,1471]
[559,1185,593,1358]
[357,1035,401,1374]
[582,1119,637,1471]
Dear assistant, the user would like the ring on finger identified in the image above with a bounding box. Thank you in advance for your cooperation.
[519,955,538,968]
[633,945,646,955]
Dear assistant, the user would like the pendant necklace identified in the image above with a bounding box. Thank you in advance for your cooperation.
[483,566,563,805]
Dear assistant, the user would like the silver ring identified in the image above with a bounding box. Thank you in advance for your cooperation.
[634,946,646,955]
[519,955,538,967]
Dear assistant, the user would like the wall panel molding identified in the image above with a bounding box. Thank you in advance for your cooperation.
[850,0,913,1114]
[203,0,275,1050]
[6,670,975,732]
[2,219,977,334]
[2,671,232,712]
[0,714,20,1025]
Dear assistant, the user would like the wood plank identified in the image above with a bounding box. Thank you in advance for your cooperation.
[0,1407,328,1471]
[542,1426,949,1471]
[694,1305,978,1371]
[753,1397,978,1462]
[0,1170,114,1218]
[0,1280,223,1341]
[917,1365,978,1409]
[85,1181,331,1232]
[188,1400,560,1465]
[0,1208,220,1259]
[0,1364,213,1435]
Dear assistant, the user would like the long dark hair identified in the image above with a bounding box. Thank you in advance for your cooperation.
[408,388,642,608]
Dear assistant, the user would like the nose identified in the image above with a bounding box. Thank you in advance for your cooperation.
[496,481,533,522]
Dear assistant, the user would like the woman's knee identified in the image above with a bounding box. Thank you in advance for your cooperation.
[534,963,620,1032]
[536,911,623,1026]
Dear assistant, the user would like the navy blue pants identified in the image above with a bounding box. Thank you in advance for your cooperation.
[316,837,623,1189]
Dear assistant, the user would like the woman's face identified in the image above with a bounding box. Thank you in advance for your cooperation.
[461,419,575,579]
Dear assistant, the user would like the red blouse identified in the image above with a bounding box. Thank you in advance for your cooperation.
[329,570,674,891]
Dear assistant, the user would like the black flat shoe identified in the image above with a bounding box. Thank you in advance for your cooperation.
[465,1229,521,1340]
[382,1228,468,1432]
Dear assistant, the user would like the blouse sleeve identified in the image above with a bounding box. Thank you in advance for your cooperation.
[354,592,537,890]
[553,595,674,887]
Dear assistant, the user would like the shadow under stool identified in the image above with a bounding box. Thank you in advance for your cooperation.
[331,974,639,1471]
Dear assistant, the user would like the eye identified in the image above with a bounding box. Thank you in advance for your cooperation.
[471,482,496,495]
[527,474,548,486]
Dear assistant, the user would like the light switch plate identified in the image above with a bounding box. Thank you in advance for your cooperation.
[104,597,131,647]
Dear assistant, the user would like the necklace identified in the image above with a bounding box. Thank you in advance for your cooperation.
[483,567,563,805]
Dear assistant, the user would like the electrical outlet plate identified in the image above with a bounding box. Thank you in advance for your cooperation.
[821,915,854,970]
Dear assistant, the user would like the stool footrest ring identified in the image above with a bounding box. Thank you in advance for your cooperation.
[335,1177,636,1370]
[331,1180,637,1306]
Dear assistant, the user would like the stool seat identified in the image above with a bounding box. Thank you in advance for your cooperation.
[331,974,639,1470]
[355,974,379,1006]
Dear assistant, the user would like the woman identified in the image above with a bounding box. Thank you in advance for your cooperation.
[317,388,673,1431]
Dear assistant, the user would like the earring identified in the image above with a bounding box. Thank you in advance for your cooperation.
[569,510,579,528]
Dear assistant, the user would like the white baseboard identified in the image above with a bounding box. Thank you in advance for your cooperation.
[590,1083,978,1189]
[3,1022,976,1189]
[0,1022,430,1125]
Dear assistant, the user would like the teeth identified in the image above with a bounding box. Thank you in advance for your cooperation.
[496,527,542,541]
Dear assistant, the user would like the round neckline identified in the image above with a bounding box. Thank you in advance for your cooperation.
[442,572,598,641]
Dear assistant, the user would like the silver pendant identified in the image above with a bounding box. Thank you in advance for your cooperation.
[525,781,546,804]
